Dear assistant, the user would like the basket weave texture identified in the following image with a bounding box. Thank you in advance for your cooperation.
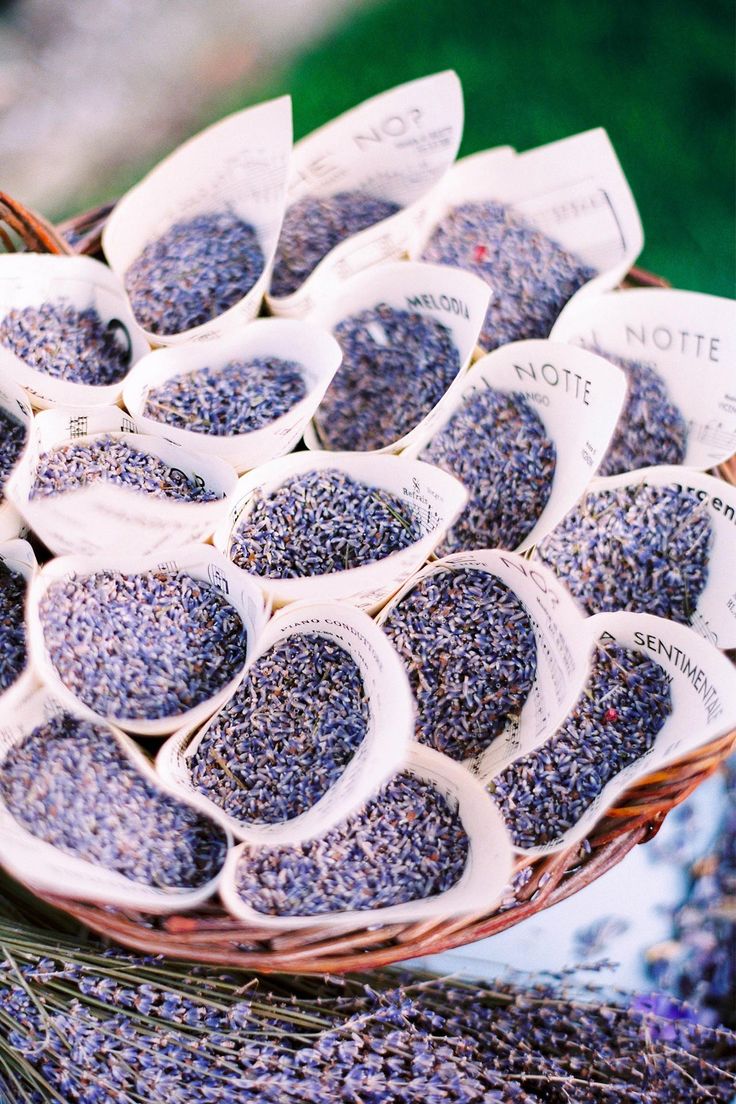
[1,193,734,974]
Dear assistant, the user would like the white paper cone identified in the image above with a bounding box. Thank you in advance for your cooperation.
[376,550,593,780]
[103,96,293,344]
[410,128,644,331]
[212,450,468,614]
[27,545,270,736]
[0,506,25,544]
[534,465,736,649]
[219,743,514,933]
[0,254,150,410]
[157,600,415,845]
[403,340,627,550]
[303,261,491,454]
[6,406,237,556]
[551,287,736,471]
[0,688,231,912]
[266,71,464,318]
[487,611,736,856]
[122,319,343,473]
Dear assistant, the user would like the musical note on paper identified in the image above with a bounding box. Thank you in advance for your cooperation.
[689,610,719,648]
[68,415,89,439]
[691,420,736,452]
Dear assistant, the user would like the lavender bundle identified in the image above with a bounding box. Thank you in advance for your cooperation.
[0,898,733,1103]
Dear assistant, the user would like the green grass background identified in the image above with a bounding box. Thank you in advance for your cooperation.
[91,0,736,296]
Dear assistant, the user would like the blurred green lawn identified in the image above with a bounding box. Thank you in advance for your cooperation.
[106,0,736,296]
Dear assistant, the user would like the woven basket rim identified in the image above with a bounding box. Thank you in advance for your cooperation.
[2,195,734,973]
[29,727,736,972]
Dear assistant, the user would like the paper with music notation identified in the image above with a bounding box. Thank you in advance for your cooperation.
[551,287,736,471]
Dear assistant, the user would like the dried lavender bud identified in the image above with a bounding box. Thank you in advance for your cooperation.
[421,200,596,349]
[314,304,462,451]
[235,771,469,915]
[421,387,556,553]
[124,212,265,335]
[30,434,221,503]
[382,568,537,760]
[488,641,672,849]
[0,301,132,385]
[270,191,401,298]
[596,349,688,476]
[0,713,227,887]
[536,483,712,623]
[0,408,27,502]
[190,633,369,825]
[230,468,424,579]
[143,356,307,436]
[0,562,26,694]
[39,569,248,721]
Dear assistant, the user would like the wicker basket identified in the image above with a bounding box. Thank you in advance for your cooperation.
[1,192,734,974]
